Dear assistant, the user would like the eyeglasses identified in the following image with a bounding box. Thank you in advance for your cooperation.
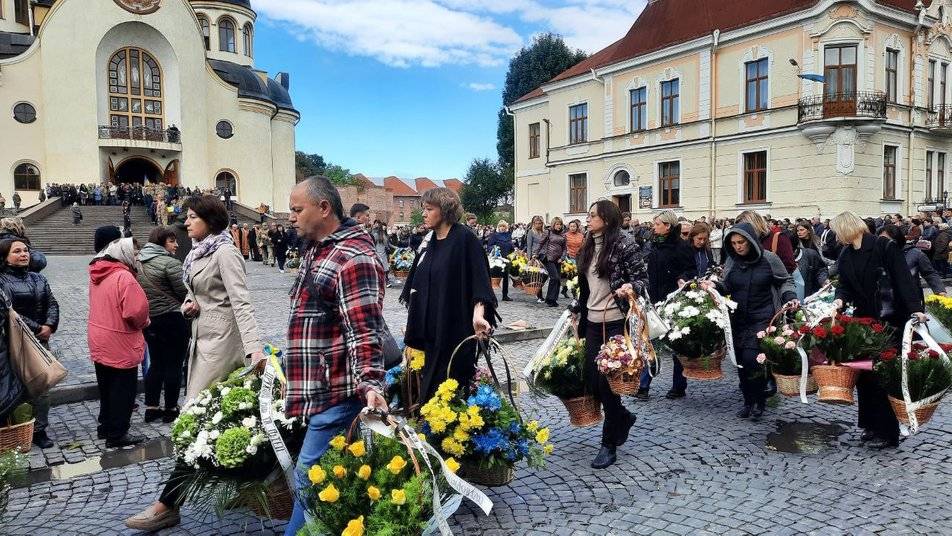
[681,232,690,237]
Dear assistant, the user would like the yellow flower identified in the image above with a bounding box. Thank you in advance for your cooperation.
[441,437,465,456]
[445,457,461,473]
[342,516,365,536]
[407,348,425,371]
[526,420,539,433]
[333,465,347,479]
[308,465,326,485]
[417,433,427,442]
[318,483,340,503]
[452,427,470,443]
[357,464,372,480]
[367,485,381,501]
[347,441,366,458]
[329,435,347,451]
[387,455,407,475]
[391,488,407,505]
[535,428,550,444]
[436,379,459,401]
[543,444,554,455]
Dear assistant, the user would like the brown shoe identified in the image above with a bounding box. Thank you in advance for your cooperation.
[124,505,181,531]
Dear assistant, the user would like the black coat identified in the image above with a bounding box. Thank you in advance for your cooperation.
[0,301,23,422]
[645,228,697,303]
[835,234,923,326]
[0,267,59,335]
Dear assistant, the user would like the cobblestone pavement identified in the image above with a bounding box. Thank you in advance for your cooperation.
[42,256,564,386]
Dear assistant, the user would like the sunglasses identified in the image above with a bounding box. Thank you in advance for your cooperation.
[681,232,690,237]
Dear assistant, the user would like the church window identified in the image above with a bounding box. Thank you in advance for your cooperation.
[13,103,36,124]
[13,163,40,191]
[107,48,165,138]
[219,18,236,53]
[198,16,210,50]
[243,24,253,57]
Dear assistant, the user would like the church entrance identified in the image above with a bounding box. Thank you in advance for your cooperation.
[114,157,162,184]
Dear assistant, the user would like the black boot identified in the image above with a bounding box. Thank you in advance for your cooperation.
[751,404,764,421]
[106,434,146,448]
[590,445,617,469]
[615,412,637,446]
[32,431,54,449]
[144,408,164,423]
[867,436,899,449]
[859,429,876,442]
[736,405,752,419]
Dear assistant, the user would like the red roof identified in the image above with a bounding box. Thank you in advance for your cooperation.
[443,178,464,193]
[516,0,918,103]
[415,177,440,193]
[383,176,417,196]
[351,173,376,188]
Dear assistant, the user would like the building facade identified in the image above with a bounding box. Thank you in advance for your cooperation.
[512,0,952,223]
[0,0,299,207]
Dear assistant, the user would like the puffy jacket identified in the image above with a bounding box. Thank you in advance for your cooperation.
[87,259,150,369]
[137,243,189,317]
[536,229,567,263]
[931,229,952,261]
[0,266,59,335]
[0,231,46,273]
[0,299,24,422]
[645,226,697,303]
[486,231,514,257]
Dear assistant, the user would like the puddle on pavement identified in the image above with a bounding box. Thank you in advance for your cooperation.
[12,438,172,489]
[765,421,845,454]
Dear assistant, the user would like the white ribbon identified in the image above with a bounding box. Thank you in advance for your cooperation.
[704,286,739,369]
[899,319,951,435]
[523,310,572,384]
[258,356,296,493]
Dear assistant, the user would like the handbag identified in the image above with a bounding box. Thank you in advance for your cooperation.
[7,307,68,398]
[638,297,670,340]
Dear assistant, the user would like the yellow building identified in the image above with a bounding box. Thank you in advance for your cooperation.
[0,0,299,207]
[511,0,952,222]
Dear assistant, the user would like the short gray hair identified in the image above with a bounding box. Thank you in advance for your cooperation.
[420,187,463,224]
[300,176,344,221]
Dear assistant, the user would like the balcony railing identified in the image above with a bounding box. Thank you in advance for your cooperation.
[797,91,887,123]
[98,125,180,143]
[927,106,952,129]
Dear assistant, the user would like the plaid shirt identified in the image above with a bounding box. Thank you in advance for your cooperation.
[285,220,385,419]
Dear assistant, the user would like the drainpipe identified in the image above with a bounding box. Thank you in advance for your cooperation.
[709,30,720,220]
[543,119,551,164]
[590,68,604,84]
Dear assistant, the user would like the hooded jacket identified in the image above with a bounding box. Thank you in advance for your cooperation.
[720,223,796,348]
[137,242,189,317]
[87,259,151,369]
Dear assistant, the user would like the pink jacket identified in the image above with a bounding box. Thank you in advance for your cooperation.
[87,260,151,369]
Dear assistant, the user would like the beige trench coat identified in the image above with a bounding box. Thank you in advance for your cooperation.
[183,243,262,403]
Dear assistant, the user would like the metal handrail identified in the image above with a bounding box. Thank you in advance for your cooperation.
[927,105,952,128]
[98,125,180,143]
[797,91,887,122]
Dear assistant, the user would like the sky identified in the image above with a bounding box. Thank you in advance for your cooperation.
[250,0,647,180]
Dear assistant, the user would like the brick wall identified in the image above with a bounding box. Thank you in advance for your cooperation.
[338,184,395,224]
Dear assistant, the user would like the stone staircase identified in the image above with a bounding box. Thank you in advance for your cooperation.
[25,205,154,256]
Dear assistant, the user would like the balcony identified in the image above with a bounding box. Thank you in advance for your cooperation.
[797,91,887,142]
[927,106,952,134]
[97,125,182,151]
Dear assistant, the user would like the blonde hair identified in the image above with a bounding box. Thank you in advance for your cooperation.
[550,216,563,228]
[830,211,869,244]
[735,210,769,237]
[496,220,510,232]
[654,210,679,229]
[0,217,27,239]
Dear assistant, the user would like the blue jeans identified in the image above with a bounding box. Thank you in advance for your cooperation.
[284,398,363,536]
[639,355,687,393]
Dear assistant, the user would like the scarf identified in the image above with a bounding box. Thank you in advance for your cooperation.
[182,231,233,283]
[93,237,140,273]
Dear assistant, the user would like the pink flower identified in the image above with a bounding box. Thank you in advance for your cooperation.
[756,331,767,339]
[756,353,767,364]
[766,326,777,334]
[773,336,786,346]
[784,341,796,350]
[782,329,794,337]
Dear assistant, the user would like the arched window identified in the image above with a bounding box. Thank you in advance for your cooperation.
[216,171,237,194]
[198,16,210,50]
[13,163,40,191]
[107,47,164,138]
[242,24,253,57]
[613,170,631,187]
[218,18,236,53]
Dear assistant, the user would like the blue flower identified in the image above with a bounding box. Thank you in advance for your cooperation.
[420,421,432,437]
[516,438,530,456]
[384,366,404,387]
[503,447,517,461]
[466,385,502,412]
[472,428,508,455]
[507,421,523,436]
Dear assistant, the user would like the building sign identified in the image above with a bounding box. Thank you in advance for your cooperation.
[638,186,652,209]
[113,0,161,15]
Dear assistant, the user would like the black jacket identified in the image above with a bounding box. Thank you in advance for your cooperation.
[486,231,514,257]
[571,231,648,334]
[0,299,24,422]
[836,234,923,326]
[0,266,59,334]
[645,226,697,303]
[795,247,829,298]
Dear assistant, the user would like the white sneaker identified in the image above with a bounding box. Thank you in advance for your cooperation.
[536,299,545,304]
[279,269,285,273]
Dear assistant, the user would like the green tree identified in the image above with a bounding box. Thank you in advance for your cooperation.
[410,208,423,226]
[295,151,326,181]
[460,158,508,221]
[496,34,587,173]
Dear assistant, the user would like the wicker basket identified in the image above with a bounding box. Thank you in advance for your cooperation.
[888,395,942,427]
[812,364,858,405]
[394,270,410,280]
[773,373,819,397]
[606,372,641,395]
[240,477,294,520]
[511,278,524,289]
[0,418,33,454]
[680,351,724,381]
[491,277,502,289]
[522,282,543,296]
[560,396,602,427]
[461,461,514,487]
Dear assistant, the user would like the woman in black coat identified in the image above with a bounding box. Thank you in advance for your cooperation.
[486,221,515,302]
[0,238,60,448]
[706,223,797,419]
[570,200,647,469]
[271,225,288,272]
[639,210,698,400]
[831,211,925,449]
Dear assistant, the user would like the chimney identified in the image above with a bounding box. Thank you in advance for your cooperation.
[276,72,290,90]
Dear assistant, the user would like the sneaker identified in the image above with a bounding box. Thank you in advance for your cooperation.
[279,269,285,273]
[536,299,545,304]
[634,388,650,400]
[125,505,181,531]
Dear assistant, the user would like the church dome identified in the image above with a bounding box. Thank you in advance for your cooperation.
[191,0,252,10]
[208,59,297,113]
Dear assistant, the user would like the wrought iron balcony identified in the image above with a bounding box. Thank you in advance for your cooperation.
[797,91,887,123]
[98,125,181,143]
[927,106,952,132]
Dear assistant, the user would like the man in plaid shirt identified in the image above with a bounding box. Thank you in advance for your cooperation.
[283,176,388,535]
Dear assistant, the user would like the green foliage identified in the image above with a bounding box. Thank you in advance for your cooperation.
[9,404,31,426]
[170,413,198,450]
[460,158,508,220]
[409,208,424,226]
[0,450,27,518]
[531,338,587,399]
[220,387,255,418]
[875,342,952,400]
[215,427,252,469]
[497,33,588,171]
[323,164,362,188]
[295,152,326,181]
[758,324,804,376]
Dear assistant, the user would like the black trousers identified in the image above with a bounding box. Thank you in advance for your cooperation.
[584,320,631,447]
[736,347,767,408]
[159,461,192,508]
[537,261,561,304]
[276,250,287,270]
[144,312,189,410]
[94,362,138,440]
[857,369,899,441]
[501,271,510,299]
[250,242,261,262]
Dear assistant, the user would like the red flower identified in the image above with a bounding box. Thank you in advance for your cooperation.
[928,349,941,359]
[839,315,853,323]
[871,323,885,334]
[830,325,845,336]
[858,318,874,326]
[812,326,828,339]
[940,343,952,352]
[881,348,897,361]
[799,325,811,335]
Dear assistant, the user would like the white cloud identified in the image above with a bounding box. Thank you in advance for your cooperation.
[465,82,497,91]
[251,0,646,68]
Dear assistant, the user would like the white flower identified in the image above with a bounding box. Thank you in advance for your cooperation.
[668,330,683,341]
[680,326,691,335]
[243,380,253,389]
[220,386,231,396]
[211,411,223,425]
[241,416,257,428]
[773,336,786,346]
[190,406,206,416]
[245,445,258,455]
[238,402,252,410]
[756,331,767,339]
[209,430,220,440]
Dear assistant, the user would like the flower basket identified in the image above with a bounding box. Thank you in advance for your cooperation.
[811,364,858,404]
[888,396,941,427]
[522,282,542,296]
[773,373,818,397]
[559,396,602,427]
[681,349,725,381]
[461,460,513,487]
[239,475,293,520]
[0,419,33,454]
[511,277,524,289]
[520,260,548,296]
[606,371,640,395]
[491,277,502,289]
[595,298,656,393]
